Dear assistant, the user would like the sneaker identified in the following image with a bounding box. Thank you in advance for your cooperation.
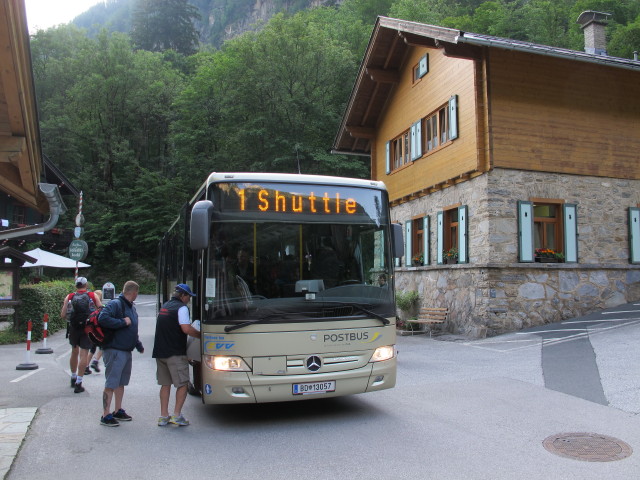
[169,414,189,426]
[70,377,76,388]
[157,416,170,426]
[90,361,101,373]
[112,409,132,422]
[73,382,85,393]
[100,414,120,427]
[84,367,92,375]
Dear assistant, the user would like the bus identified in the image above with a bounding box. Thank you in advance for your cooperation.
[157,172,403,404]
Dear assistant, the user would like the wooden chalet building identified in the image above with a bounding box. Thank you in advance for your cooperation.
[333,14,640,337]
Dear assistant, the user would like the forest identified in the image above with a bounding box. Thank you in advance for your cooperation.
[28,0,640,281]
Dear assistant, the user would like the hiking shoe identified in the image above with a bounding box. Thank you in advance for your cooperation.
[169,414,190,426]
[157,416,170,426]
[70,377,76,388]
[112,409,132,421]
[90,361,101,373]
[100,414,120,427]
[84,367,92,375]
[74,382,85,393]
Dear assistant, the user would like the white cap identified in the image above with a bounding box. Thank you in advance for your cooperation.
[76,277,88,287]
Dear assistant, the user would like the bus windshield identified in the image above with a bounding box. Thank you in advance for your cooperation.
[202,182,394,324]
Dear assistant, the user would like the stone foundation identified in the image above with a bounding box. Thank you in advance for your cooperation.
[391,168,640,338]
[394,263,640,338]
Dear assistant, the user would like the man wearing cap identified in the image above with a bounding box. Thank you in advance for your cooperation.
[152,284,201,426]
[60,277,103,393]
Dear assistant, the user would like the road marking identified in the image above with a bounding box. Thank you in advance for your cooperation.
[11,368,43,383]
[601,310,639,315]
[516,329,586,334]
[563,318,640,324]
[461,320,640,352]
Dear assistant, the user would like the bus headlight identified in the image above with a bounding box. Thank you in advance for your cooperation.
[204,355,251,372]
[369,345,396,363]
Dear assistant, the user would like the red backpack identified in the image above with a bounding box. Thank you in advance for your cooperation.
[84,307,112,347]
[84,297,124,347]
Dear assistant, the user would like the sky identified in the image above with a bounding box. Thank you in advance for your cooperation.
[24,0,105,32]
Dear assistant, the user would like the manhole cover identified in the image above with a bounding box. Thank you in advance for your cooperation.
[543,433,633,462]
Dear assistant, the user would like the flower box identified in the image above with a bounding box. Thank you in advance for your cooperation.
[535,257,558,263]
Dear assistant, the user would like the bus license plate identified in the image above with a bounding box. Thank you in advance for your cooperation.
[292,381,336,395]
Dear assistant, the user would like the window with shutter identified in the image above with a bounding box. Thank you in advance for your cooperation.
[438,205,464,264]
[629,207,640,264]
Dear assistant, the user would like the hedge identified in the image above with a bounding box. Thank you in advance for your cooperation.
[14,280,86,341]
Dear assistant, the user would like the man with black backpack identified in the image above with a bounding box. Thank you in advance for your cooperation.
[60,277,103,393]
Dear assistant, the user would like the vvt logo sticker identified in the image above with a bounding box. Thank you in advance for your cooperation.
[204,341,235,352]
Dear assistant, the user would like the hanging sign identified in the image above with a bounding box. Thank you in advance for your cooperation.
[69,239,88,261]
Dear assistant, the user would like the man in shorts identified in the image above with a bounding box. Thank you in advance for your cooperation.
[97,281,144,427]
[152,284,201,426]
[60,277,102,393]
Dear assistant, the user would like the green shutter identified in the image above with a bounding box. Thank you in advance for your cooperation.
[518,201,534,262]
[437,211,444,264]
[563,204,578,263]
[411,121,422,160]
[448,95,458,140]
[405,220,412,266]
[423,216,430,265]
[385,141,390,174]
[629,207,640,264]
[458,205,468,264]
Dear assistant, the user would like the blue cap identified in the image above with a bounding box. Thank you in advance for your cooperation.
[176,284,196,297]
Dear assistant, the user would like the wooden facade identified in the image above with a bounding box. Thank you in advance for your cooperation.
[489,49,640,179]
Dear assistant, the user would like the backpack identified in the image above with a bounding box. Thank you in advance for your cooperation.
[84,298,123,347]
[67,292,95,328]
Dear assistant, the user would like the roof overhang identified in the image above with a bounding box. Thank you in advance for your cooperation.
[0,0,45,213]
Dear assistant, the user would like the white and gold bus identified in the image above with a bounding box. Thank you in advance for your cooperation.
[157,172,402,404]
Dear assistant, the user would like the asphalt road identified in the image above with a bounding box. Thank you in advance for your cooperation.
[2,295,640,479]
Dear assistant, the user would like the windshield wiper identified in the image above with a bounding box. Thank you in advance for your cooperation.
[323,301,390,325]
[224,314,277,333]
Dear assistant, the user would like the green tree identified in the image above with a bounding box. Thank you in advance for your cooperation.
[131,0,201,55]
[608,16,640,58]
[171,9,369,180]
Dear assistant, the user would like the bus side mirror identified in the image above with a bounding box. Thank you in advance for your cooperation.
[190,200,214,250]
[392,223,404,259]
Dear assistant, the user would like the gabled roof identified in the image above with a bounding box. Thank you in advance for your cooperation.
[333,16,640,157]
[43,155,80,197]
[0,0,45,212]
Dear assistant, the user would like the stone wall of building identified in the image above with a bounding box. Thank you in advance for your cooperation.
[391,169,640,337]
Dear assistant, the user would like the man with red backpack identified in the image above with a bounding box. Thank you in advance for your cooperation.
[60,277,102,393]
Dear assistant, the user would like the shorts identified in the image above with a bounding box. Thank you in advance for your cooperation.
[156,356,190,388]
[103,349,132,389]
[68,325,92,350]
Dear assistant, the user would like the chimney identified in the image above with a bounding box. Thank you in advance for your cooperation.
[577,10,611,56]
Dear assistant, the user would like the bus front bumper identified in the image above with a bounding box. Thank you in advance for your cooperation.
[200,359,396,404]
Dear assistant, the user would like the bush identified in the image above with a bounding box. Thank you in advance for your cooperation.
[395,290,420,312]
[14,280,75,341]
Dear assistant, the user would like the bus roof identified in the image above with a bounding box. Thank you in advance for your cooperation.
[203,172,387,192]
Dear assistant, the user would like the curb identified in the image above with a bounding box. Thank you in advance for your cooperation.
[0,407,37,480]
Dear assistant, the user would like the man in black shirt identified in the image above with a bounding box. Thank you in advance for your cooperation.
[152,284,201,426]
